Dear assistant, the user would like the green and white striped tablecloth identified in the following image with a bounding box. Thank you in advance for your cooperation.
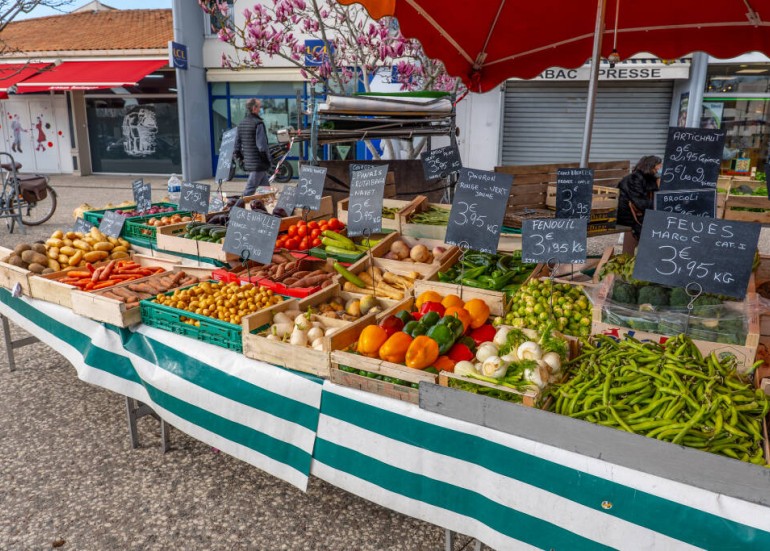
[0,288,322,491]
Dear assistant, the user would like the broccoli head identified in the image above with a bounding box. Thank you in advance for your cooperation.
[691,295,722,317]
[669,287,691,309]
[611,280,638,304]
[637,285,670,308]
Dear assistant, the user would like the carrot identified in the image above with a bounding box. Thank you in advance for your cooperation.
[100,260,116,281]
[91,267,104,282]
[65,271,91,278]
[93,280,118,290]
[86,263,96,274]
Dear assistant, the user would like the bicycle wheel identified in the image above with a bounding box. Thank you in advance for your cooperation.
[17,184,57,226]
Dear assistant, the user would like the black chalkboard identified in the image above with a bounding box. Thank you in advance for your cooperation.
[659,127,726,191]
[222,206,281,265]
[522,218,588,264]
[347,164,388,237]
[555,168,593,219]
[297,165,326,210]
[274,184,298,214]
[421,144,462,181]
[73,217,94,234]
[99,210,126,238]
[178,182,211,213]
[215,128,238,182]
[132,179,152,213]
[209,194,224,213]
[654,189,716,218]
[633,210,759,299]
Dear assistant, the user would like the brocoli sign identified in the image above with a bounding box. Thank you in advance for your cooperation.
[555,168,593,219]
[659,127,725,191]
[522,218,588,264]
[633,210,759,299]
[654,189,716,218]
[347,164,388,236]
[222,206,281,265]
[445,168,513,254]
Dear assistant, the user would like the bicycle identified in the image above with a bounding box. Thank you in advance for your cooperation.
[0,152,57,233]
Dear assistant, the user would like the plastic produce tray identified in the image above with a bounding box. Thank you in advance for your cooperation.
[123,211,194,243]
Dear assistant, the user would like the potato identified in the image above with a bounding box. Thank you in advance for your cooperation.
[68,250,83,266]
[48,258,61,271]
[21,250,49,266]
[93,242,114,252]
[110,251,129,260]
[27,262,46,274]
[51,230,64,239]
[107,236,119,245]
[7,254,25,267]
[65,231,79,240]
[31,243,47,255]
[13,243,31,255]
[111,246,128,253]
[84,250,108,263]
[72,239,92,252]
[117,238,130,248]
[59,246,76,256]
[58,254,70,265]
[47,247,59,259]
[46,238,63,248]
[41,268,55,275]
[63,238,73,247]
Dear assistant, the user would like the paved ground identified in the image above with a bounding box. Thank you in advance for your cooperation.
[0,174,486,551]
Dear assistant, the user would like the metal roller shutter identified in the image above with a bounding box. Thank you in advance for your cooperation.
[501,80,673,165]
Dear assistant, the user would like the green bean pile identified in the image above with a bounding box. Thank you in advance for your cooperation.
[382,206,400,220]
[547,334,769,465]
[410,206,450,226]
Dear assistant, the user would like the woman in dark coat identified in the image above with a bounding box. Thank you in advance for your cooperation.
[617,155,662,253]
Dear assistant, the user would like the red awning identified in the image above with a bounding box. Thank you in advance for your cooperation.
[15,59,167,93]
[0,63,53,94]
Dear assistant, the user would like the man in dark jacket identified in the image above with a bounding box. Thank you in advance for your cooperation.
[234,98,270,197]
[617,155,662,254]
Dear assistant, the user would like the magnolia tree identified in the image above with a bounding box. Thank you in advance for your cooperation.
[198,0,463,159]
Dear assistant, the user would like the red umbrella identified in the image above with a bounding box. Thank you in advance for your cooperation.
[339,0,770,164]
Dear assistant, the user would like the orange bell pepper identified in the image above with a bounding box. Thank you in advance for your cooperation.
[415,290,443,309]
[357,325,389,358]
[405,335,439,369]
[432,355,456,373]
[378,332,413,364]
[463,298,491,329]
[444,306,472,332]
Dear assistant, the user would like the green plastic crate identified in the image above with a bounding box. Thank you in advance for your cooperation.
[123,211,194,243]
[82,202,180,225]
[140,297,243,352]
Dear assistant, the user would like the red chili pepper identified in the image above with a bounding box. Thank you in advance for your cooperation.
[469,324,496,346]
[418,301,445,317]
[447,343,474,363]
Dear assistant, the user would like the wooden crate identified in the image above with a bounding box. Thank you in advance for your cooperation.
[156,222,226,261]
[242,285,391,377]
[593,274,761,373]
[723,178,770,223]
[530,257,602,287]
[346,255,440,299]
[412,278,506,317]
[70,269,201,328]
[0,246,33,296]
[370,235,459,273]
[338,197,418,232]
[439,371,539,406]
[292,195,334,221]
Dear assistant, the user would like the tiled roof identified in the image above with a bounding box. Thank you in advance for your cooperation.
[0,9,172,53]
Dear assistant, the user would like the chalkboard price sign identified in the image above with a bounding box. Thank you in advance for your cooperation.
[347,164,388,237]
[654,189,716,218]
[99,210,126,238]
[73,217,94,234]
[132,179,152,213]
[274,184,298,214]
[445,168,514,254]
[522,218,588,264]
[555,168,593,219]
[179,182,211,213]
[222,206,281,265]
[297,165,326,210]
[633,210,759,299]
[421,144,462,181]
[215,128,238,182]
[660,127,726,191]
[209,194,225,213]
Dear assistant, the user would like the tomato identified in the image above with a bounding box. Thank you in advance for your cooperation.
[299,238,309,250]
[297,220,307,227]
[319,224,329,232]
[310,228,321,239]
[328,217,340,230]
[276,237,286,248]
[308,221,319,230]
[297,225,308,238]
[285,238,298,250]
[288,225,298,237]
[311,237,322,248]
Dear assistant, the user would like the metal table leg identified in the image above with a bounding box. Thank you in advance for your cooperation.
[125,396,171,453]
[2,314,39,372]
[445,530,483,551]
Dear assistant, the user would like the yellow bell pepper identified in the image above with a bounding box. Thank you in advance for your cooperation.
[463,298,490,329]
[405,335,439,369]
[378,332,413,364]
[357,325,389,358]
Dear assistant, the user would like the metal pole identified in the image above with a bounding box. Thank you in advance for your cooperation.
[580,0,608,168]
[172,0,189,181]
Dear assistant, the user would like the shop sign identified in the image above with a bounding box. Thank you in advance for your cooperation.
[528,63,689,81]
[169,41,188,70]
[304,40,334,67]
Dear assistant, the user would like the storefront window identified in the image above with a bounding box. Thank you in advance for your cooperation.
[86,98,181,173]
[705,64,770,175]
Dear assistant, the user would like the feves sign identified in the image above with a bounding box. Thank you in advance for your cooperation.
[659,127,726,191]
[445,168,513,254]
[633,210,759,299]
[522,218,588,264]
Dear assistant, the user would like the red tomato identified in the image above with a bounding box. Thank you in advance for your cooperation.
[276,237,286,248]
[285,238,298,250]
[288,225,298,237]
[297,225,308,238]
[319,224,329,232]
[328,217,340,230]
[311,237,322,248]
[310,228,321,239]
[297,220,307,227]
[299,238,309,250]
[308,221,319,230]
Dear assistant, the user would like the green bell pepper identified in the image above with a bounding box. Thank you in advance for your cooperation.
[426,323,456,355]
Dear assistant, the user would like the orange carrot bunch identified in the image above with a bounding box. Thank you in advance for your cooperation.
[59,260,165,291]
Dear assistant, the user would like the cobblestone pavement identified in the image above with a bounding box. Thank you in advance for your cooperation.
[0,175,486,551]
